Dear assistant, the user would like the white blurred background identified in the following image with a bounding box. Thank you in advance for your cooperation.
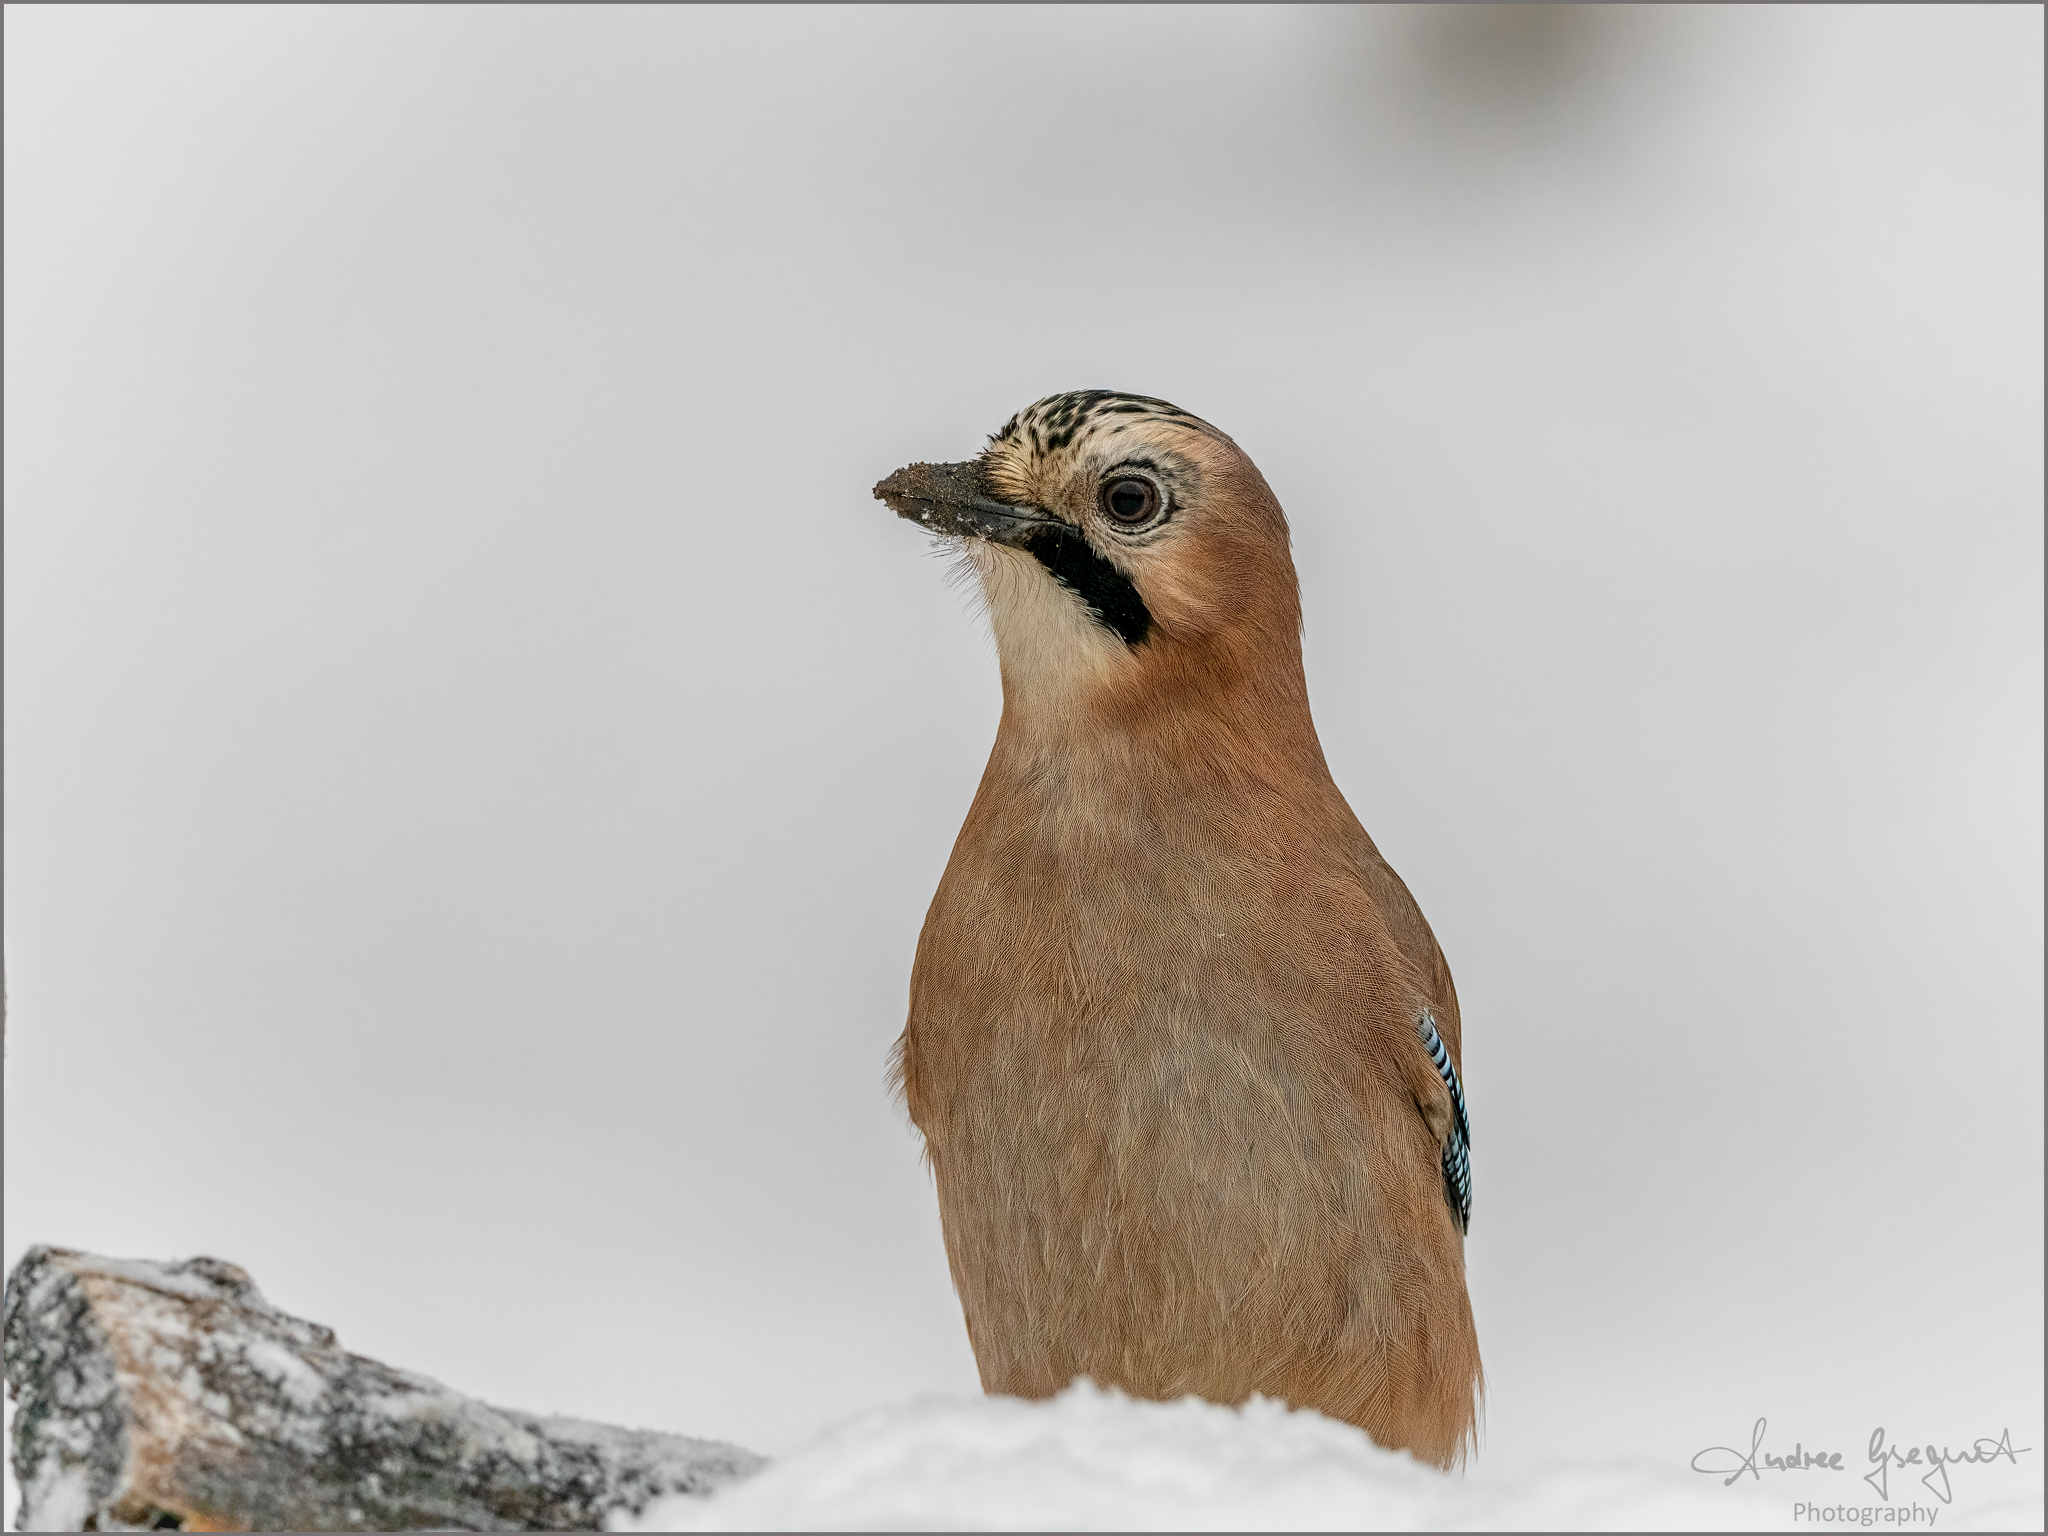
[5,3,2041,1519]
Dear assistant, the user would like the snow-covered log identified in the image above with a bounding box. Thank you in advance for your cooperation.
[2,1246,762,1532]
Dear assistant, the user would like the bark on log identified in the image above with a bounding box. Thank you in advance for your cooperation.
[3,1247,764,1532]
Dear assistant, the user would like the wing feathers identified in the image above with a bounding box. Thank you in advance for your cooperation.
[1418,1009,1471,1234]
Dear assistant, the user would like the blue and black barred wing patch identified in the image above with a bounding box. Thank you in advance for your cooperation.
[1419,1009,1471,1234]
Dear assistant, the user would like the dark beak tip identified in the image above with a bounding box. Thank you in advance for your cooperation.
[873,460,986,533]
[872,465,913,503]
[872,462,932,517]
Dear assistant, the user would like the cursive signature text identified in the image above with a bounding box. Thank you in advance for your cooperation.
[1864,1426,2029,1504]
[1693,1418,1846,1485]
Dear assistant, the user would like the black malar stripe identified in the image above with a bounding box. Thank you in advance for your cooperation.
[1022,524,1152,647]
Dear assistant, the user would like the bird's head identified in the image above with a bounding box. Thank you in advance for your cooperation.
[876,391,1305,727]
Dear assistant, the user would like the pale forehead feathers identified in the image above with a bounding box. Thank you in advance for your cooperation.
[981,390,1228,504]
[994,389,1222,450]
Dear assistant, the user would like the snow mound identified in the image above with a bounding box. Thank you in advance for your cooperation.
[614,1380,1925,1532]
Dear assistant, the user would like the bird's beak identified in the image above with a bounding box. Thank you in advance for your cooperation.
[873,460,1052,546]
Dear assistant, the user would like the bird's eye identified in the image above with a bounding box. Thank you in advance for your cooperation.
[1101,477,1162,528]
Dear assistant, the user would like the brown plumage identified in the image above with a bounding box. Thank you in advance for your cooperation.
[876,391,1481,1468]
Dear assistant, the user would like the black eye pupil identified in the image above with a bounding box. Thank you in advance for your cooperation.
[1105,479,1157,524]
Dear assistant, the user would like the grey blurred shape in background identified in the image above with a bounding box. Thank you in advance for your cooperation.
[4,0,2040,1500]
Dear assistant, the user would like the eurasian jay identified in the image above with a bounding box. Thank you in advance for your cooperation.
[874,391,1480,1469]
